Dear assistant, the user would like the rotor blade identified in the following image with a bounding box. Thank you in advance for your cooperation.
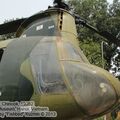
[75,15,120,46]
[85,22,120,45]
[0,18,26,35]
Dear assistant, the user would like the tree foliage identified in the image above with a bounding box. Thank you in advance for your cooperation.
[69,0,120,72]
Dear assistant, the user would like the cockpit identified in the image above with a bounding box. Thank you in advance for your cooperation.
[16,9,61,37]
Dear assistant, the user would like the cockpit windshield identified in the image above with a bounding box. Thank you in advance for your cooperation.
[21,15,59,37]
[30,41,67,94]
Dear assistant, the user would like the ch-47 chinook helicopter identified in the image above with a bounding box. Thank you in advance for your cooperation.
[0,0,120,120]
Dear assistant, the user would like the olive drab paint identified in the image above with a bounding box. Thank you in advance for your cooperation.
[0,8,119,120]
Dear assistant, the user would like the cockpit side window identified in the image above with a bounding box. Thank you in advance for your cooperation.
[64,43,84,61]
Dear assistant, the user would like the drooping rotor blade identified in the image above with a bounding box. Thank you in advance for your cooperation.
[0,18,26,35]
[85,23,120,45]
[75,15,120,46]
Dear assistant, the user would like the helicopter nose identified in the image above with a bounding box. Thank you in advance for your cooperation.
[63,62,120,116]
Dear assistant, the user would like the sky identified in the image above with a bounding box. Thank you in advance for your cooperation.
[0,0,113,24]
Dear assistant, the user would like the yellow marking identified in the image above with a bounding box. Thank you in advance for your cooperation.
[0,39,14,48]
[20,58,35,90]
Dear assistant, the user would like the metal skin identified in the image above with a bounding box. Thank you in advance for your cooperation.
[0,8,120,120]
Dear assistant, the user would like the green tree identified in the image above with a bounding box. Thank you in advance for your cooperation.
[69,0,120,71]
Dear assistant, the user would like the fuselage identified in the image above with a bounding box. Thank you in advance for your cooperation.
[0,8,119,120]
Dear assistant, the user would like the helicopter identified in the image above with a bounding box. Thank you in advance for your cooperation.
[0,0,119,120]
